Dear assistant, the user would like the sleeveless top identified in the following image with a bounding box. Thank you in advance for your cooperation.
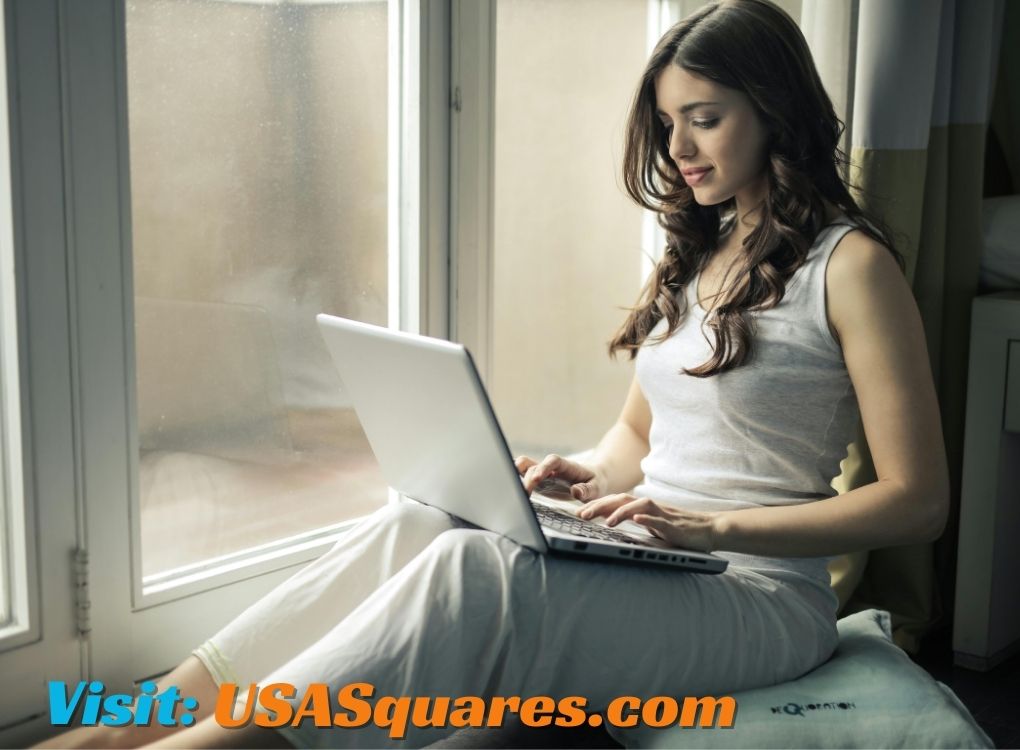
[632,219,860,608]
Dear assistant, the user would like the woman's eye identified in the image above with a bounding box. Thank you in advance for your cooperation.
[662,124,673,142]
[692,118,719,129]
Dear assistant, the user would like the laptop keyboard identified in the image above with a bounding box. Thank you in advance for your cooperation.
[531,502,640,545]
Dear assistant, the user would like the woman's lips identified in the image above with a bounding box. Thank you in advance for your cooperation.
[682,167,713,186]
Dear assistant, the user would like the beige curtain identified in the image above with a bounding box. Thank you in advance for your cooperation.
[803,0,1005,652]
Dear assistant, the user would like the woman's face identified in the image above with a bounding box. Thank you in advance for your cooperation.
[654,64,770,211]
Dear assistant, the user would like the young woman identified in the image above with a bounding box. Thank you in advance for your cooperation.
[40,1,949,748]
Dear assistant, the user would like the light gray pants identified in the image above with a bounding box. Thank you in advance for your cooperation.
[194,500,839,748]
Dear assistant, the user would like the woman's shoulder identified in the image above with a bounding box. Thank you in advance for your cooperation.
[824,227,906,345]
[815,200,894,272]
[827,228,899,284]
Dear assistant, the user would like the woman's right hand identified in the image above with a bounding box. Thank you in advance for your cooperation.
[514,453,606,502]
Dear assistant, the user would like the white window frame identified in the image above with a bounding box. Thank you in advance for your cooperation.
[0,0,28,644]
[0,0,89,740]
[449,0,495,379]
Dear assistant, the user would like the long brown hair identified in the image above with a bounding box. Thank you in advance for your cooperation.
[608,0,903,376]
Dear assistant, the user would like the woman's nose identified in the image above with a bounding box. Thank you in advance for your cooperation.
[668,127,695,163]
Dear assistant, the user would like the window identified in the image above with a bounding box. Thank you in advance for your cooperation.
[125,0,391,581]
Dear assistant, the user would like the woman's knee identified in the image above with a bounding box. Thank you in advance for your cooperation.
[427,527,497,556]
[325,500,456,554]
[425,528,539,578]
[381,499,462,541]
[386,498,455,522]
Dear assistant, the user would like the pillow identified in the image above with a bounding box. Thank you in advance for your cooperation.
[605,608,993,749]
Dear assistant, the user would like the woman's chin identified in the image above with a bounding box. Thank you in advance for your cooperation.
[689,188,730,207]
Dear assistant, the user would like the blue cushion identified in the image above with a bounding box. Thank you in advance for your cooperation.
[606,608,992,749]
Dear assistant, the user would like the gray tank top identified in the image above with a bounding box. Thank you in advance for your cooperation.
[633,220,860,607]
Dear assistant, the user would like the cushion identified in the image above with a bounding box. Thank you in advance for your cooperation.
[605,608,992,749]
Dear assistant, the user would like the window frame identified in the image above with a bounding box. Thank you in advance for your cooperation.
[0,0,32,649]
[0,0,88,738]
[449,0,495,378]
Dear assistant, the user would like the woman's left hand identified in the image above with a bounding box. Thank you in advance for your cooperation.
[578,494,720,553]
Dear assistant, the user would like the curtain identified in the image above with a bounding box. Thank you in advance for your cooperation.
[804,0,1005,652]
[987,2,1020,197]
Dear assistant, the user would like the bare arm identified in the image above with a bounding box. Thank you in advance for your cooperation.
[518,373,651,500]
[587,374,652,496]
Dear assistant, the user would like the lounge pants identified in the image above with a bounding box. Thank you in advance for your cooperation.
[193,499,840,748]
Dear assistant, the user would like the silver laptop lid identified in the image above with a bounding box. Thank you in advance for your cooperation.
[316,314,548,552]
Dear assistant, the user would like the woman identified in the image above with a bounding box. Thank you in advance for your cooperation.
[41,1,949,748]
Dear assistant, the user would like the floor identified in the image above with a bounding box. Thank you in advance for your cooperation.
[911,624,1020,749]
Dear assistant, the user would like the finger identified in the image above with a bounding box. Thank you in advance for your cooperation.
[522,465,542,492]
[514,455,537,476]
[632,513,671,541]
[523,464,554,493]
[578,494,634,519]
[570,482,597,501]
[606,498,659,527]
[524,454,563,492]
[536,453,564,477]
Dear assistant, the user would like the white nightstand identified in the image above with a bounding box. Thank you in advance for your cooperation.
[954,291,1020,670]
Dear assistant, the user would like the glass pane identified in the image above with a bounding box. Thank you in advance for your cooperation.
[491,0,648,458]
[126,0,389,579]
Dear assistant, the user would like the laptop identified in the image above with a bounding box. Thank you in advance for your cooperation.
[316,313,728,574]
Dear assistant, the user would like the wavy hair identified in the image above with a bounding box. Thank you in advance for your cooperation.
[608,0,903,376]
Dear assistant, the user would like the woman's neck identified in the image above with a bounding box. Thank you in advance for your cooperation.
[719,198,843,254]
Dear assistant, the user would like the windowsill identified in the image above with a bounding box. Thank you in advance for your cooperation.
[139,408,387,580]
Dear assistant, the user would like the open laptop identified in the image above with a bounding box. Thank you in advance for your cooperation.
[316,314,728,574]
